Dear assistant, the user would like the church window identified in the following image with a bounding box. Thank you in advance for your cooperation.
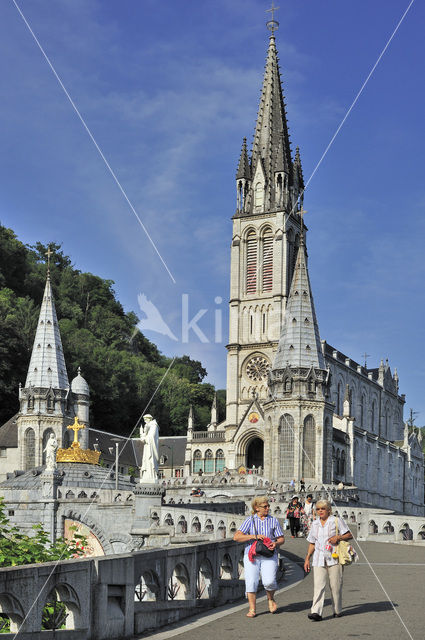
[371,401,376,432]
[246,231,257,294]
[215,449,225,472]
[250,314,253,336]
[337,383,342,415]
[193,450,203,474]
[276,173,283,207]
[360,395,366,427]
[336,449,341,475]
[246,355,270,382]
[262,229,273,291]
[302,415,316,478]
[341,451,346,476]
[24,428,35,470]
[205,449,214,473]
[237,181,243,211]
[279,414,294,478]
[262,313,266,334]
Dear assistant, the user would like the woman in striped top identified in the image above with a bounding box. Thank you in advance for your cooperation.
[234,496,285,618]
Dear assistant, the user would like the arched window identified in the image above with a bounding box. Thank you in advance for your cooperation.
[215,449,225,473]
[302,415,316,478]
[246,231,257,294]
[25,428,35,470]
[371,400,376,432]
[279,414,294,478]
[360,394,366,426]
[262,229,273,292]
[337,383,342,415]
[204,449,214,473]
[193,450,203,473]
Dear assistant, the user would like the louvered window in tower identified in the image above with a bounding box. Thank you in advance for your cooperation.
[279,414,294,478]
[262,231,273,291]
[302,414,316,478]
[246,231,257,293]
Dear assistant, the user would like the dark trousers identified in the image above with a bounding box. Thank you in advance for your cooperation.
[289,517,300,537]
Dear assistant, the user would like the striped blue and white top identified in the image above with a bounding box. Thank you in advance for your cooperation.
[238,514,284,551]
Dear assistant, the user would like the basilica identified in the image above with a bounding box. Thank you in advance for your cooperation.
[184,27,424,515]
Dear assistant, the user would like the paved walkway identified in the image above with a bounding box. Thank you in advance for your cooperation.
[136,539,425,640]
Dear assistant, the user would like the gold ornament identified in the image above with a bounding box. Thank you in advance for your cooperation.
[56,417,100,465]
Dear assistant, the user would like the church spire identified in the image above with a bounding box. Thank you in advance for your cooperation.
[25,274,69,390]
[249,31,293,213]
[272,241,325,370]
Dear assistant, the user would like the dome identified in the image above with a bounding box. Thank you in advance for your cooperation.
[71,368,90,395]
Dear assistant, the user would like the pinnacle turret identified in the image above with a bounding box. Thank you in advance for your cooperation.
[236,137,251,179]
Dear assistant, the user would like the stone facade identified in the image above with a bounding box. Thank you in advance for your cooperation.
[184,30,424,516]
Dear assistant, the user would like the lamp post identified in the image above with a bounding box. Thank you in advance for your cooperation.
[161,444,174,479]
[111,437,122,491]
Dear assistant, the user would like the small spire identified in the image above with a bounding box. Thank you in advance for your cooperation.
[236,137,251,179]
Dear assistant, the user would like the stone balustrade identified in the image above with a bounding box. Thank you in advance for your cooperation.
[0,538,266,639]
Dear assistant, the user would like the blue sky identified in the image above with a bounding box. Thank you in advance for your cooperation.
[1,1,425,424]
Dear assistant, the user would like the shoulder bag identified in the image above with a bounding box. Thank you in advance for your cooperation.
[334,517,356,565]
[251,516,274,557]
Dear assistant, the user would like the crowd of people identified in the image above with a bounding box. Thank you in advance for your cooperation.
[234,495,353,622]
[285,494,315,537]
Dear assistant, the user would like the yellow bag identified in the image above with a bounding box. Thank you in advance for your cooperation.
[334,517,355,565]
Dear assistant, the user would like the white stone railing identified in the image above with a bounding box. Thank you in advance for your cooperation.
[0,539,286,639]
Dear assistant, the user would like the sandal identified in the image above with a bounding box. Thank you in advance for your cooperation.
[268,599,277,614]
[246,609,256,618]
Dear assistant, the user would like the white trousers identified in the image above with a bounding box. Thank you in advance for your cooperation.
[311,564,343,615]
[243,552,278,593]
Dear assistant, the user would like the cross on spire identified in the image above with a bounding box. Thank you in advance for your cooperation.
[362,352,371,368]
[45,246,53,275]
[266,1,280,34]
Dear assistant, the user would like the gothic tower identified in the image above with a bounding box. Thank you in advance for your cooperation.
[263,233,333,482]
[226,29,304,437]
[17,272,90,469]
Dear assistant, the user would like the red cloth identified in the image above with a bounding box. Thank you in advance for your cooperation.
[248,537,273,562]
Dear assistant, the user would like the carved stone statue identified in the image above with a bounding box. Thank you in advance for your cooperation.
[140,414,159,483]
[44,433,58,470]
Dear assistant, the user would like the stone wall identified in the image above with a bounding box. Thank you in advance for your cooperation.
[0,539,265,639]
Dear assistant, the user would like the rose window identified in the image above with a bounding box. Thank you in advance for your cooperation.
[246,356,270,381]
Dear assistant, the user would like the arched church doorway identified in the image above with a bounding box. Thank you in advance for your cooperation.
[247,438,263,469]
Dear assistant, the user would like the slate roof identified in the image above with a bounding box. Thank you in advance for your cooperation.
[88,428,142,467]
[0,414,18,448]
[273,242,325,370]
[159,436,187,468]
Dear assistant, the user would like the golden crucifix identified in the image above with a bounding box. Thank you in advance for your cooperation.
[67,416,85,448]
